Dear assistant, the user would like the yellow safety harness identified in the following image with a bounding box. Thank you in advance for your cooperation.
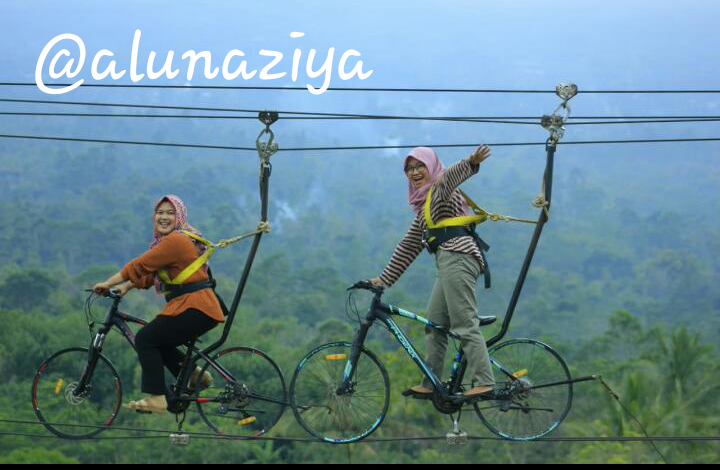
[158,231,217,287]
[158,223,270,301]
[424,187,537,234]
[422,188,538,289]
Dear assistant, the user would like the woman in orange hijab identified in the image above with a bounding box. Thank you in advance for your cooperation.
[94,195,224,413]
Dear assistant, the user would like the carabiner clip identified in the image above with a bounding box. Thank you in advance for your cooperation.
[256,111,279,165]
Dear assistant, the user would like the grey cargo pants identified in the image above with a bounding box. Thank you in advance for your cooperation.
[421,250,495,389]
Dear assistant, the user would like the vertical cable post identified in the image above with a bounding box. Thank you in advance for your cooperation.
[203,111,279,356]
[488,83,577,348]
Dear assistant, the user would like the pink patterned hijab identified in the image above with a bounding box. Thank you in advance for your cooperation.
[405,147,472,217]
[150,195,207,291]
[406,147,446,215]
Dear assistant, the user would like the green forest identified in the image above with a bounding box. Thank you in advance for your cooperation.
[1,109,719,464]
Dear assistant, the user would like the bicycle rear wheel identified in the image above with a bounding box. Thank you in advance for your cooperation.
[196,347,286,437]
[290,342,390,444]
[474,339,573,440]
[32,347,122,439]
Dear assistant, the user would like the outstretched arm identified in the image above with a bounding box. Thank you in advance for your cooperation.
[373,217,425,287]
[471,145,491,166]
[435,145,492,200]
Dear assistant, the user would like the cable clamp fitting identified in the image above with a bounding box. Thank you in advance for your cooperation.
[170,433,190,445]
[446,415,468,445]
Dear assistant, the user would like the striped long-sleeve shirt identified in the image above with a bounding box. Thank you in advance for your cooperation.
[379,157,485,287]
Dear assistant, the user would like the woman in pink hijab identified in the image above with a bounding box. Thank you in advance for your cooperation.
[371,145,495,400]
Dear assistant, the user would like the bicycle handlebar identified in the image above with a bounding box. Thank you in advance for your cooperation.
[347,280,385,296]
[85,288,123,300]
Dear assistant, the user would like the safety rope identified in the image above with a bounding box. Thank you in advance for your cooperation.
[214,222,271,248]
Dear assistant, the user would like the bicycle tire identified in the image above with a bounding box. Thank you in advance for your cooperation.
[474,338,573,440]
[196,346,287,437]
[290,342,390,444]
[32,347,123,439]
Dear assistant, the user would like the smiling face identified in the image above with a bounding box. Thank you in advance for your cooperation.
[405,157,430,188]
[154,201,178,236]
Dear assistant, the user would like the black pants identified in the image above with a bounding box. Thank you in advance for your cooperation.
[135,309,219,395]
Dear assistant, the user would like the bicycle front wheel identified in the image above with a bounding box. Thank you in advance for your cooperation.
[196,347,287,437]
[475,339,573,440]
[290,342,390,444]
[32,347,122,439]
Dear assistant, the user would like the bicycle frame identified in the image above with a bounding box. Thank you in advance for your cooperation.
[339,289,470,398]
[338,284,548,399]
[339,141,559,397]
[77,294,240,407]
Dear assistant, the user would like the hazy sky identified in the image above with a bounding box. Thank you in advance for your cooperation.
[1,0,718,187]
[3,0,719,90]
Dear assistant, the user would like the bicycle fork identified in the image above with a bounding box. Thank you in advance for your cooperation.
[75,333,106,395]
[336,322,372,395]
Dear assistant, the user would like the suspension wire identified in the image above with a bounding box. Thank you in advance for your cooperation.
[3,112,720,127]
[2,82,720,93]
[1,133,719,151]
[3,98,720,123]
[0,418,718,444]
[0,112,538,125]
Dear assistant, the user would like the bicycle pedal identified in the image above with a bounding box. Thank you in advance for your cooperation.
[401,388,433,400]
[410,393,433,401]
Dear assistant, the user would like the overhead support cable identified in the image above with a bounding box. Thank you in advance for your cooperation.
[1,82,720,94]
[0,133,719,151]
[3,98,720,123]
[2,112,720,127]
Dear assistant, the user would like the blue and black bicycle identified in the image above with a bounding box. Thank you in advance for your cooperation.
[289,112,593,443]
[289,281,576,444]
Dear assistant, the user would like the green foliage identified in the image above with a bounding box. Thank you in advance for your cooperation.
[0,138,718,463]
[0,448,81,464]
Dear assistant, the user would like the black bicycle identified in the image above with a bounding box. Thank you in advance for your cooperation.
[31,289,287,439]
[31,113,290,439]
[289,281,576,444]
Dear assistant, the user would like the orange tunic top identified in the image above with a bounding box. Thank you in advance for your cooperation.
[121,231,225,322]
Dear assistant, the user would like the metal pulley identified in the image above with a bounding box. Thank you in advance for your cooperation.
[542,82,578,146]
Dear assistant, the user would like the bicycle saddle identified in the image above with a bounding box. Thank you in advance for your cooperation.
[477,315,497,326]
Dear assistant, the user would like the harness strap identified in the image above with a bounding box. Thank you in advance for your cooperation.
[158,224,271,302]
[424,187,487,232]
[423,188,493,288]
[164,279,215,302]
[158,230,217,286]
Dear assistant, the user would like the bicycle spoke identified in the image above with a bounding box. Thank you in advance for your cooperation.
[32,348,122,439]
[291,342,390,443]
[474,339,572,440]
[196,347,286,437]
